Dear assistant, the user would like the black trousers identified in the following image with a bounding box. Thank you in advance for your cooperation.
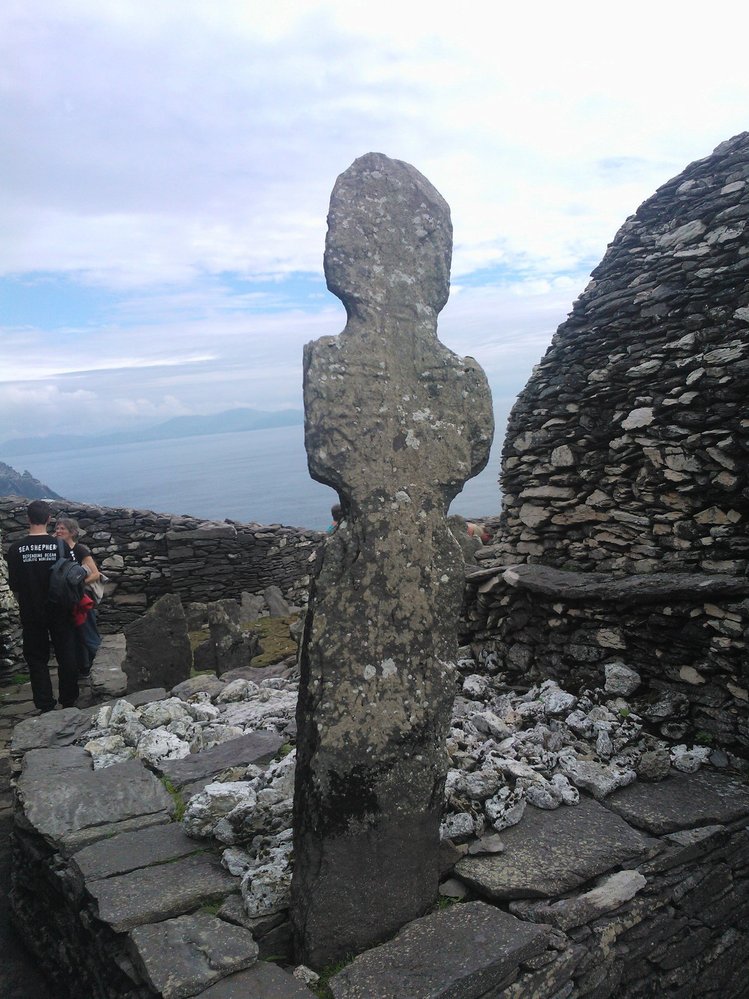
[22,609,79,711]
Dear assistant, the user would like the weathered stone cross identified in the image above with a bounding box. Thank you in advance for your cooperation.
[291,152,493,967]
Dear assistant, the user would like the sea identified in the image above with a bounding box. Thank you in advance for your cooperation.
[7,424,502,532]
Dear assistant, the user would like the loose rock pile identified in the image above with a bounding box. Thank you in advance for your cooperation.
[57,646,723,935]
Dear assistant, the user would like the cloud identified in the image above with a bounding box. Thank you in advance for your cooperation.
[2,0,749,451]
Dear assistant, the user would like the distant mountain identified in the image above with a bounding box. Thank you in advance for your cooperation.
[0,408,304,457]
[0,461,63,500]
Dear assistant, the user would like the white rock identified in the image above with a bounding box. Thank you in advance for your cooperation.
[493,756,539,782]
[166,719,200,744]
[119,718,147,748]
[467,832,505,855]
[550,773,579,805]
[222,847,253,876]
[136,730,191,767]
[221,690,297,729]
[182,781,257,839]
[564,709,594,736]
[440,811,476,842]
[538,680,577,716]
[584,870,648,911]
[84,735,135,770]
[439,878,468,899]
[446,767,500,803]
[108,699,141,729]
[520,777,561,810]
[241,849,292,917]
[184,699,221,722]
[293,966,320,986]
[462,674,491,699]
[199,724,246,750]
[468,710,513,741]
[671,744,711,773]
[604,662,641,696]
[93,704,113,729]
[558,756,636,800]
[139,697,194,730]
[596,730,614,759]
[216,678,260,703]
[485,787,526,831]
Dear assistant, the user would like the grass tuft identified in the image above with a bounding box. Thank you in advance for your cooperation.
[310,955,355,999]
[161,776,187,821]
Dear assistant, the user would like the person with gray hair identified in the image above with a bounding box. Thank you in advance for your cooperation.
[54,516,102,676]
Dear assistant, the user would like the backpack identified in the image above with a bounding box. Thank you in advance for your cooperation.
[47,539,89,609]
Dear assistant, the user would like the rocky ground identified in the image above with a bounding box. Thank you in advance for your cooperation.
[69,644,732,925]
[3,629,748,998]
[0,664,79,999]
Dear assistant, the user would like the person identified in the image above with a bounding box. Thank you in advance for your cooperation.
[5,500,79,711]
[54,516,102,677]
[466,521,493,544]
[327,503,343,534]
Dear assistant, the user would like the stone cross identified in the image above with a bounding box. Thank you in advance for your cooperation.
[291,152,494,967]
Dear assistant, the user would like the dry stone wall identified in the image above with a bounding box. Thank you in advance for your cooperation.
[464,135,749,758]
[497,132,749,573]
[0,527,19,669]
[0,497,321,637]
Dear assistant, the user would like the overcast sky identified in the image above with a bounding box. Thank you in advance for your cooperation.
[2,0,748,449]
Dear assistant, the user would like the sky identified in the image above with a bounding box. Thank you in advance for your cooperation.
[2,0,748,453]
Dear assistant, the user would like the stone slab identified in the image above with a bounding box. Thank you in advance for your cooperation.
[64,812,172,853]
[510,869,648,931]
[90,632,128,698]
[194,961,313,998]
[221,663,291,683]
[171,675,226,700]
[72,821,204,882]
[11,708,90,754]
[502,564,749,604]
[20,745,93,778]
[329,901,549,999]
[88,851,239,932]
[123,687,168,707]
[16,758,174,847]
[158,731,283,788]
[456,798,657,900]
[129,912,257,999]
[605,770,749,835]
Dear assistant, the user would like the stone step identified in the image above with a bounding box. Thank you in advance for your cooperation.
[329,901,550,999]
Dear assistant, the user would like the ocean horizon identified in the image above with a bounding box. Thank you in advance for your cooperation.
[4,424,502,532]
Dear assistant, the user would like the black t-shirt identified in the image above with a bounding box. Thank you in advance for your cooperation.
[6,534,71,625]
[72,542,92,565]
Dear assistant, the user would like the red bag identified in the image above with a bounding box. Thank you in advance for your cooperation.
[72,594,95,626]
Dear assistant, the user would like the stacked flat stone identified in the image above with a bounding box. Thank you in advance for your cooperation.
[496,132,749,573]
[9,701,309,999]
[0,497,321,637]
[462,135,749,757]
[0,525,20,670]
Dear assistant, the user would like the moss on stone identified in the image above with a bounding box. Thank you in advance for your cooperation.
[160,776,187,821]
[250,615,298,668]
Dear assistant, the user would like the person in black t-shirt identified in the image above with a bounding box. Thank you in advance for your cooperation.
[5,500,79,712]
